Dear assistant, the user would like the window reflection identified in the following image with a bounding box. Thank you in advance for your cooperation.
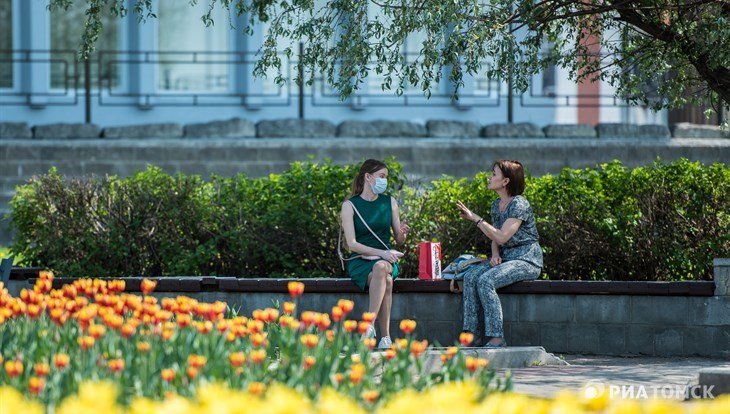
[50,0,119,90]
[0,0,12,88]
[157,1,232,92]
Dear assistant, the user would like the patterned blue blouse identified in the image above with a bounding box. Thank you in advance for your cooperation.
[490,195,543,268]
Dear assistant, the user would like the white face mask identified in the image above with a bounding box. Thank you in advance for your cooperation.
[371,177,388,194]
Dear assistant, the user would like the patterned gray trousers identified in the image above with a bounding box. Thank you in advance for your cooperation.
[462,260,541,338]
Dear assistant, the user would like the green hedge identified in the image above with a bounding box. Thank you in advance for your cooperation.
[7,159,729,281]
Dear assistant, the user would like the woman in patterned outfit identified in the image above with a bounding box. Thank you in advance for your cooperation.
[456,160,543,348]
[341,159,410,349]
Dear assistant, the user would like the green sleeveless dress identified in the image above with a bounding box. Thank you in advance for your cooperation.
[347,194,400,290]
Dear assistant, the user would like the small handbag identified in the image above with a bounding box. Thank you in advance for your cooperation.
[337,200,399,270]
[442,254,487,280]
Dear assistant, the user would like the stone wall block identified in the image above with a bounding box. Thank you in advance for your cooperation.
[672,123,730,138]
[0,122,32,139]
[257,119,336,138]
[575,296,631,323]
[184,118,256,138]
[714,258,730,296]
[638,124,671,139]
[481,122,544,138]
[32,123,101,139]
[519,295,574,322]
[596,123,640,138]
[103,123,183,138]
[543,124,597,138]
[427,120,480,137]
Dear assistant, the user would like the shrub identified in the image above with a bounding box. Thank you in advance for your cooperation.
[7,159,728,280]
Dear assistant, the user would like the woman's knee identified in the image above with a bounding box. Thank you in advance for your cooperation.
[385,276,393,291]
[373,261,391,275]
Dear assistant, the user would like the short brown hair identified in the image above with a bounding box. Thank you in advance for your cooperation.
[493,160,525,196]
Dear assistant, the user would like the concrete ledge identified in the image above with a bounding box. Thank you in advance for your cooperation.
[10,271,716,296]
[373,347,567,374]
[698,368,730,397]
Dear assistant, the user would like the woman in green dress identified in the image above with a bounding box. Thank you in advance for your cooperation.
[340,159,409,349]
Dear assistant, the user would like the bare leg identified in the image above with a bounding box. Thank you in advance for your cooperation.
[377,276,393,338]
[366,260,392,322]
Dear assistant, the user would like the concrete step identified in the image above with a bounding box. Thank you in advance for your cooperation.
[371,346,568,377]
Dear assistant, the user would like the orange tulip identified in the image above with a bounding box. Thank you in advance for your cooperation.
[187,354,207,369]
[315,313,331,331]
[251,333,268,348]
[140,279,157,294]
[136,341,151,353]
[88,324,106,339]
[465,356,479,373]
[349,363,366,385]
[444,346,458,360]
[459,332,474,347]
[357,321,372,335]
[108,359,125,373]
[53,354,70,369]
[343,320,357,333]
[300,311,316,328]
[363,338,376,350]
[282,301,296,314]
[186,366,199,380]
[26,304,42,319]
[300,334,319,349]
[5,360,23,377]
[326,330,335,342]
[303,356,316,369]
[195,321,213,334]
[264,308,279,323]
[337,299,354,314]
[248,382,266,396]
[334,373,344,384]
[410,339,428,357]
[34,363,50,377]
[77,336,95,350]
[161,368,176,382]
[361,312,376,323]
[28,377,45,395]
[229,352,246,368]
[384,349,397,361]
[120,323,136,338]
[399,319,417,334]
[287,281,304,298]
[250,349,267,364]
[362,390,379,403]
[331,306,344,322]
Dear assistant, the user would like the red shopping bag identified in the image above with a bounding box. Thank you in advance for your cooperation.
[418,241,442,280]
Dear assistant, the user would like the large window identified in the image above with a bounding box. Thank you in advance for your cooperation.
[50,0,119,89]
[0,0,12,88]
[157,1,233,92]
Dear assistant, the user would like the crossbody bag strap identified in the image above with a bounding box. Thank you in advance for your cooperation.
[337,199,390,270]
[347,200,390,251]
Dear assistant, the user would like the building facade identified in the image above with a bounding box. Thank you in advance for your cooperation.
[0,0,669,128]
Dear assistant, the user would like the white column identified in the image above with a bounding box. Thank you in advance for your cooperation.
[20,0,50,107]
[128,5,157,108]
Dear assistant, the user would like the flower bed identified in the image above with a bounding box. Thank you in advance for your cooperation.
[1,272,727,413]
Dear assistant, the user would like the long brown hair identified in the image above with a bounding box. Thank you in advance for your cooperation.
[348,159,388,199]
[493,160,525,196]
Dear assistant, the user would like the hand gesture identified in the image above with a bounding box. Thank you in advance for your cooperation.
[399,220,410,236]
[380,249,404,263]
[490,256,502,267]
[456,201,479,222]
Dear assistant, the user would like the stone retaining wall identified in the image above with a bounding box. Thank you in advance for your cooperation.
[2,120,730,139]
[6,259,729,358]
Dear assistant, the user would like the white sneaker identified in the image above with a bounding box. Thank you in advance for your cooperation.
[378,336,392,349]
[361,324,376,340]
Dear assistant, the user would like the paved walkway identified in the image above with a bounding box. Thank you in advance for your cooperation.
[501,354,729,400]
